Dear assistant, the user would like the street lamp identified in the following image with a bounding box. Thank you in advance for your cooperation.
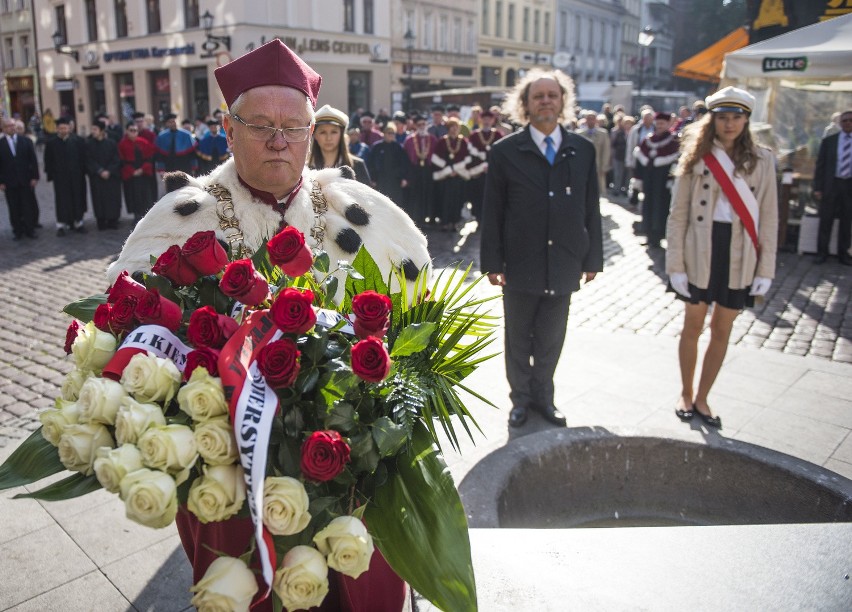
[636,27,655,113]
[200,10,232,59]
[404,27,415,111]
[52,30,79,62]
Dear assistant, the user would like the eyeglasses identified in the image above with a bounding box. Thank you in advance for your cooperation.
[230,113,312,142]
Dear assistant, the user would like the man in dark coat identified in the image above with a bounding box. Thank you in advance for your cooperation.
[86,120,123,229]
[480,70,603,428]
[813,109,852,265]
[368,124,409,205]
[44,117,88,235]
[0,117,40,239]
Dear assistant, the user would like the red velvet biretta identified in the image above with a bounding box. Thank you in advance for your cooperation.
[654,111,672,121]
[214,39,322,108]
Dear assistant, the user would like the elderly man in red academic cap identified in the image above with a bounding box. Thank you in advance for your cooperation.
[108,39,427,612]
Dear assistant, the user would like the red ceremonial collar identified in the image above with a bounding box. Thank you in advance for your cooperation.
[237,174,304,216]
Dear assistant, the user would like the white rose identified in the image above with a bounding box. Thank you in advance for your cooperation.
[57,422,114,475]
[93,444,144,493]
[178,367,228,422]
[71,321,117,374]
[262,476,311,536]
[273,545,329,611]
[194,416,239,466]
[119,467,178,528]
[187,464,247,523]
[120,352,181,404]
[137,424,198,475]
[39,400,81,446]
[190,556,258,612]
[77,376,127,425]
[114,397,167,445]
[313,515,375,579]
[61,369,91,401]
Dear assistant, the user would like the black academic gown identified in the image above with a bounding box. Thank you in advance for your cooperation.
[86,136,123,227]
[44,134,88,227]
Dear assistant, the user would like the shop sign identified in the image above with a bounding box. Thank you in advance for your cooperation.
[104,44,196,63]
[246,35,377,59]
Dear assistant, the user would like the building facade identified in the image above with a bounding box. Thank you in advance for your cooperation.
[555,0,626,86]
[478,0,556,88]
[0,0,38,124]
[34,0,392,133]
[394,0,478,112]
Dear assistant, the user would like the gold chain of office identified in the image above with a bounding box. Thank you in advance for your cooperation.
[205,179,328,258]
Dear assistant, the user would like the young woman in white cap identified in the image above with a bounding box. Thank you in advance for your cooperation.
[308,104,372,185]
[666,86,778,428]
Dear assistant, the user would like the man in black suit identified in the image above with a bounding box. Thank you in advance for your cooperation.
[813,109,852,265]
[480,70,603,428]
[0,117,39,239]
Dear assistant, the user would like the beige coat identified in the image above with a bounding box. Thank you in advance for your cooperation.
[666,146,777,289]
[576,126,611,195]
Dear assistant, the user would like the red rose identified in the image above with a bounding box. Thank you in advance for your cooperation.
[93,303,114,332]
[351,290,392,339]
[184,347,221,380]
[300,430,351,482]
[109,295,138,333]
[152,244,199,287]
[135,289,183,332]
[350,337,391,383]
[270,288,316,334]
[107,270,147,304]
[181,231,229,276]
[64,320,80,354]
[220,259,269,306]
[187,305,239,348]
[267,226,313,277]
[257,338,301,388]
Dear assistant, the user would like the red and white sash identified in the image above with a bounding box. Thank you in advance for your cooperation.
[218,311,283,602]
[703,146,760,254]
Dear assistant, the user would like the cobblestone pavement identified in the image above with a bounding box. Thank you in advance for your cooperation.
[1,174,850,449]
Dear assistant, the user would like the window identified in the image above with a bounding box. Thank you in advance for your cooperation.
[439,15,448,51]
[343,0,354,32]
[482,0,489,36]
[544,12,550,45]
[522,7,529,42]
[1,0,9,13]
[495,1,502,38]
[55,4,68,43]
[453,18,462,52]
[467,19,475,54]
[559,10,567,47]
[115,0,128,38]
[364,0,373,34]
[85,0,97,41]
[147,0,161,34]
[423,12,433,50]
[405,9,414,35]
[534,9,540,44]
[508,4,515,40]
[574,15,581,50]
[5,37,14,69]
[185,0,199,28]
[20,34,28,66]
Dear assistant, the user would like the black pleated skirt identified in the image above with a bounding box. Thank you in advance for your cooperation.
[669,221,754,310]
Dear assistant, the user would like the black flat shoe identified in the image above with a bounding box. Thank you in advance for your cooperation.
[693,404,722,428]
[675,405,694,421]
[508,406,528,428]
[536,404,567,427]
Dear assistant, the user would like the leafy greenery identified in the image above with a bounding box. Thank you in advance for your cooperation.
[0,428,65,490]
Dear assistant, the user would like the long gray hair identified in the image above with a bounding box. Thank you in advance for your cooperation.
[501,69,576,126]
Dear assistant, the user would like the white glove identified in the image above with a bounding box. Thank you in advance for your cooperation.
[629,177,644,193]
[669,272,691,298]
[749,277,772,296]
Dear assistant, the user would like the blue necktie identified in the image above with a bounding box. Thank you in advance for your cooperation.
[544,135,556,165]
